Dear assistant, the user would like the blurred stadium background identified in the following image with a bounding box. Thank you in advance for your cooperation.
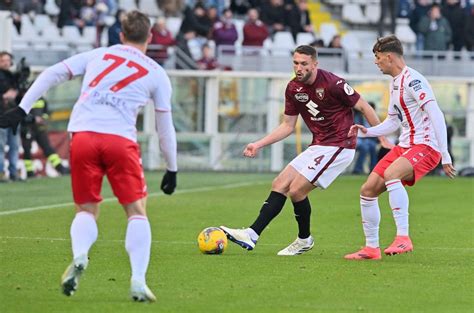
[0,0,473,177]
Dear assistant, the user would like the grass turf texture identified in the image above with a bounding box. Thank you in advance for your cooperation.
[0,172,472,313]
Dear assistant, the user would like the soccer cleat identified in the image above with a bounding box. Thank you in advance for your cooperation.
[277,236,314,256]
[130,280,157,302]
[219,226,257,250]
[61,254,88,296]
[344,246,382,260]
[384,236,413,255]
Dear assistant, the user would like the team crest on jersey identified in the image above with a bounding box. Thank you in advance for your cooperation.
[315,88,325,100]
[344,83,354,95]
[295,93,309,102]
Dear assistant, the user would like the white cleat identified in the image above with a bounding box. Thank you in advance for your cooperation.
[130,280,157,302]
[61,254,88,296]
[277,236,314,256]
[219,226,257,250]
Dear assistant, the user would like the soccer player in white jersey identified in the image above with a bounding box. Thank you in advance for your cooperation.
[344,35,456,260]
[0,11,177,301]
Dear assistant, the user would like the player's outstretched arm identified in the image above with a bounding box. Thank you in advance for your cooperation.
[243,114,297,158]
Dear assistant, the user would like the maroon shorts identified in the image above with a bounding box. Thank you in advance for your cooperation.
[70,132,147,205]
[373,144,441,186]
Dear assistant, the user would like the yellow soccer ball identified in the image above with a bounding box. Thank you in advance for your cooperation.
[197,227,228,254]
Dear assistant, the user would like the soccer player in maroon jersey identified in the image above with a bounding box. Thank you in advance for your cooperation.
[344,35,456,260]
[220,45,388,255]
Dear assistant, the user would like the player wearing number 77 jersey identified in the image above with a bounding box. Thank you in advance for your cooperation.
[344,35,456,260]
[220,45,390,256]
[0,11,177,301]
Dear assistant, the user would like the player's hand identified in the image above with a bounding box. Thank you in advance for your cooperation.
[348,124,367,137]
[243,143,259,158]
[442,164,456,178]
[161,170,177,195]
[0,106,26,135]
[379,136,395,149]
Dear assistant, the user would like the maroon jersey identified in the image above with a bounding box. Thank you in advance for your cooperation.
[285,69,360,149]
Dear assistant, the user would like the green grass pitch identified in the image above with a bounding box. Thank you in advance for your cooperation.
[0,172,473,313]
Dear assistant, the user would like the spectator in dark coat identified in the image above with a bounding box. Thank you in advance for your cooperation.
[107,9,124,46]
[442,0,466,51]
[286,0,313,42]
[260,0,286,35]
[409,0,431,50]
[465,7,474,52]
[418,4,452,51]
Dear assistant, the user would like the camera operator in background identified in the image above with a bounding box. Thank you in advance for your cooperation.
[0,51,20,182]
[21,97,70,178]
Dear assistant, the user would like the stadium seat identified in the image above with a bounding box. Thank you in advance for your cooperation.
[34,15,54,34]
[341,32,361,54]
[166,17,182,37]
[319,22,338,46]
[296,32,315,46]
[395,19,416,49]
[119,0,138,11]
[342,3,366,25]
[138,0,162,17]
[233,19,245,46]
[272,31,295,56]
[20,14,37,36]
[44,0,60,16]
[365,4,381,24]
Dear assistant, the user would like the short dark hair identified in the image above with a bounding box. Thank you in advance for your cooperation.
[0,51,13,59]
[372,35,403,56]
[121,10,151,44]
[293,45,317,60]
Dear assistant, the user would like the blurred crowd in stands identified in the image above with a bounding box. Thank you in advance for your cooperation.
[0,0,473,66]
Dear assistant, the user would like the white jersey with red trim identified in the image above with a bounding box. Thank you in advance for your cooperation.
[64,44,172,142]
[388,66,440,151]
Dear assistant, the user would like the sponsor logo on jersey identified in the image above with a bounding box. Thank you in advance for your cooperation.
[393,85,399,90]
[295,93,309,102]
[315,88,325,100]
[408,79,421,87]
[296,87,303,92]
[419,92,426,100]
[336,80,344,85]
[344,83,354,95]
[306,100,324,121]
[413,84,422,92]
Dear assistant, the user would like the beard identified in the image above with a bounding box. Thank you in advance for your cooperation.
[296,70,312,83]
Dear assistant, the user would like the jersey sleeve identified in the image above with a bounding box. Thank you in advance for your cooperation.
[152,69,172,112]
[330,80,360,107]
[405,75,436,109]
[284,84,298,115]
[62,48,106,77]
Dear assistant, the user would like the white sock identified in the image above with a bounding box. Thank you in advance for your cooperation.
[70,211,98,261]
[360,195,380,248]
[125,215,152,284]
[246,228,259,242]
[385,179,409,236]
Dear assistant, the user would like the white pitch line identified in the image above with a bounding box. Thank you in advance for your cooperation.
[1,236,473,251]
[0,181,268,216]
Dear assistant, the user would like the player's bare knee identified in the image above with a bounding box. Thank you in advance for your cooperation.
[360,182,378,198]
[287,188,307,202]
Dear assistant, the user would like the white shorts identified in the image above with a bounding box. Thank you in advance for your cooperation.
[289,145,355,189]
